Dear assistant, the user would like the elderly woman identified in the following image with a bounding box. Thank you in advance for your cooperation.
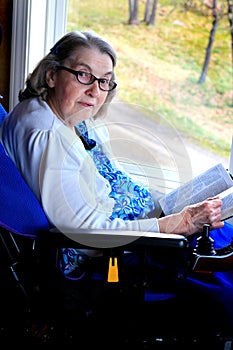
[0,31,223,237]
[0,30,232,345]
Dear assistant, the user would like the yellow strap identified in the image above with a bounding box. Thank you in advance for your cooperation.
[107,257,119,282]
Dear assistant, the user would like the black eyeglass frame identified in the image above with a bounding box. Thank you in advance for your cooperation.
[57,66,117,92]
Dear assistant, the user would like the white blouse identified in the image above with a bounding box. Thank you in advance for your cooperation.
[0,97,160,235]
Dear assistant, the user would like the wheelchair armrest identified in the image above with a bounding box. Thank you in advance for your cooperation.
[47,228,188,250]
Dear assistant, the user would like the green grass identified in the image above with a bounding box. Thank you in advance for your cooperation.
[67,0,233,159]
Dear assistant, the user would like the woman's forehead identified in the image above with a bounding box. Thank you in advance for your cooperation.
[70,47,113,72]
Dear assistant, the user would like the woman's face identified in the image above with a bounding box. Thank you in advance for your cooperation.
[46,47,114,127]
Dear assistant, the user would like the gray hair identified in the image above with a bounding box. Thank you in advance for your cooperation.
[19,30,117,118]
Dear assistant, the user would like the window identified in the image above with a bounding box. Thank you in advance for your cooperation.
[10,0,68,109]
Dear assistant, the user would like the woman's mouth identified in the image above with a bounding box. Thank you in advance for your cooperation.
[79,101,94,108]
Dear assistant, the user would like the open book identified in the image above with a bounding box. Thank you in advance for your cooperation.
[159,163,233,221]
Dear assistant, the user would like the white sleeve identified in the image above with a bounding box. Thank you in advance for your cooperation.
[39,124,160,235]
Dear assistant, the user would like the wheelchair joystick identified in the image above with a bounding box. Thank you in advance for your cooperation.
[194,224,216,256]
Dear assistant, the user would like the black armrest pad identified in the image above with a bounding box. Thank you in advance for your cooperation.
[46,228,188,250]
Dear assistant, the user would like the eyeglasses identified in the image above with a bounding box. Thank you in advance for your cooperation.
[57,66,117,92]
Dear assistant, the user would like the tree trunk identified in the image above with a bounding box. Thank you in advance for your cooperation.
[198,0,218,84]
[144,0,151,23]
[227,0,233,106]
[128,0,139,25]
[147,0,158,26]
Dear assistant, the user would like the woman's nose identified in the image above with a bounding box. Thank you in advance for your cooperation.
[86,81,101,97]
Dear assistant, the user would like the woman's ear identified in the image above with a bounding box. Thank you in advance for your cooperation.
[46,70,56,88]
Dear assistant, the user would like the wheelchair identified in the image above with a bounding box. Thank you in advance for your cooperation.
[0,112,233,348]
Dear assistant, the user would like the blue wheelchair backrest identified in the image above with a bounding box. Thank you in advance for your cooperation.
[0,134,50,238]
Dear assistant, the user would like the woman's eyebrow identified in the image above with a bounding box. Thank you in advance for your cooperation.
[76,62,91,70]
[76,62,113,76]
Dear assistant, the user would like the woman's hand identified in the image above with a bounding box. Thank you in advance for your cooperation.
[158,197,223,237]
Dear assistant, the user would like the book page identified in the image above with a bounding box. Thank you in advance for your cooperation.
[229,136,233,175]
[219,187,233,220]
[159,163,233,216]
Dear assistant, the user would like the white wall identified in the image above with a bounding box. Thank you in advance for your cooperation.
[9,0,68,110]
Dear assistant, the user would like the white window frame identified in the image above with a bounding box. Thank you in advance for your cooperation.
[9,0,68,110]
